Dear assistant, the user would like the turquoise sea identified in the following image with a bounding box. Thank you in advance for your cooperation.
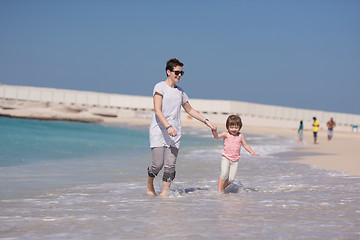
[1,117,359,239]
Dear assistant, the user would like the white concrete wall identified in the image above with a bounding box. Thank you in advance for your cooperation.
[1,84,359,128]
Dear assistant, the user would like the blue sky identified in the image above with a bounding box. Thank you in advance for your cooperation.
[1,0,359,114]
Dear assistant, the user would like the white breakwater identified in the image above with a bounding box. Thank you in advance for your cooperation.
[1,84,359,130]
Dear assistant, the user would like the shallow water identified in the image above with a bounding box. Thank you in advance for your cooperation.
[1,118,359,239]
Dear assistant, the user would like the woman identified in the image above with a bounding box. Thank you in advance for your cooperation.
[298,120,303,142]
[147,58,217,196]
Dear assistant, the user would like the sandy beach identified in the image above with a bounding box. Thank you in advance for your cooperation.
[242,124,360,176]
[1,98,359,176]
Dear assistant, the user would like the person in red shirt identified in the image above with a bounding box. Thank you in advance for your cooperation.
[327,118,336,140]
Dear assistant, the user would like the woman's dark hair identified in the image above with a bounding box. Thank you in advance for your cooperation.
[166,58,184,76]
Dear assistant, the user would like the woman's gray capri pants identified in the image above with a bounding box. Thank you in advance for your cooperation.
[148,146,179,182]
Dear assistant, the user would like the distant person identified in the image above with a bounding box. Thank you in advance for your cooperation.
[327,118,336,140]
[298,120,303,142]
[147,58,217,197]
[211,115,259,193]
[312,117,320,144]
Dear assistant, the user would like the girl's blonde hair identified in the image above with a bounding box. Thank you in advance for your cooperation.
[226,115,242,130]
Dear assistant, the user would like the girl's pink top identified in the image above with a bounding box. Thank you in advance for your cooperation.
[222,132,242,161]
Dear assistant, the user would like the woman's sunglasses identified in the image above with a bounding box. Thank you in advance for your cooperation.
[171,70,184,76]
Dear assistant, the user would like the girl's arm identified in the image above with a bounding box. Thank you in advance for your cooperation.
[182,101,217,131]
[241,135,259,156]
[153,92,177,137]
[212,130,227,139]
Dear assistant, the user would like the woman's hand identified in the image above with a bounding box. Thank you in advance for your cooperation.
[167,127,177,137]
[206,121,217,131]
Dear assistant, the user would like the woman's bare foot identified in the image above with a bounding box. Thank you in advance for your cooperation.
[147,177,156,196]
[159,181,171,197]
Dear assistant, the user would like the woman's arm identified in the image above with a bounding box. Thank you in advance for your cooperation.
[182,101,217,131]
[241,135,259,156]
[153,92,177,137]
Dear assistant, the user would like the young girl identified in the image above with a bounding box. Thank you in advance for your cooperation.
[212,115,259,193]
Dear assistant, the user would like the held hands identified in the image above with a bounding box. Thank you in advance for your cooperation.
[206,121,217,131]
